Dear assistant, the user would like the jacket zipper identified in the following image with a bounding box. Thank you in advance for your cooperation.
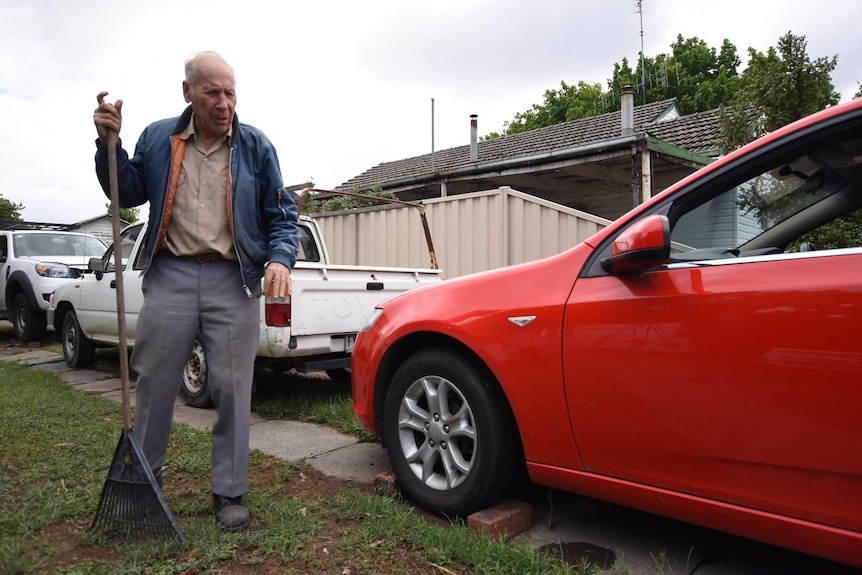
[228,145,253,297]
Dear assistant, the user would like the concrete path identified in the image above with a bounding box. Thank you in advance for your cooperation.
[1,335,855,575]
[1,346,392,491]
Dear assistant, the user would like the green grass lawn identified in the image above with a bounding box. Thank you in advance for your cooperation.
[0,359,592,575]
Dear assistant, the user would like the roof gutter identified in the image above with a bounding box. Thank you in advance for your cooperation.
[645,136,717,166]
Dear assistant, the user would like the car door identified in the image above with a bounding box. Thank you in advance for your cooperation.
[79,223,145,343]
[562,118,862,532]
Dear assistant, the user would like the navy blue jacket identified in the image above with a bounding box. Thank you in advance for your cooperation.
[95,105,299,295]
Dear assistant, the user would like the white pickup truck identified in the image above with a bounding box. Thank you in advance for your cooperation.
[48,215,442,407]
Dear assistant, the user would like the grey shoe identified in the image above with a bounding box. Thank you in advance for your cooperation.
[213,494,251,532]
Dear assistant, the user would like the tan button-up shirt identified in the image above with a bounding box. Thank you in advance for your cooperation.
[163,116,236,260]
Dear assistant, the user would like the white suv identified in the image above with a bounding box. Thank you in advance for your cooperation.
[0,229,107,342]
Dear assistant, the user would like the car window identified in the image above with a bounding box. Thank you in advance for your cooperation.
[105,225,143,271]
[296,225,320,262]
[790,206,862,251]
[132,233,147,270]
[669,165,853,261]
[668,131,862,263]
[582,120,862,278]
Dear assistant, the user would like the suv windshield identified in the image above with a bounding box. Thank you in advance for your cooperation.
[13,233,107,258]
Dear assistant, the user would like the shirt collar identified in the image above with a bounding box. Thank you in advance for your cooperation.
[180,112,233,146]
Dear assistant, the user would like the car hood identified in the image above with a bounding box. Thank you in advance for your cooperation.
[375,242,594,336]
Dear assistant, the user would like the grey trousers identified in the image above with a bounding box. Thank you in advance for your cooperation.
[131,255,260,497]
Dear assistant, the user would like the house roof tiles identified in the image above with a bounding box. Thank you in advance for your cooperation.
[337,98,722,192]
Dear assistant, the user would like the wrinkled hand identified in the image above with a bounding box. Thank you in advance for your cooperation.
[94,91,123,145]
[265,262,292,298]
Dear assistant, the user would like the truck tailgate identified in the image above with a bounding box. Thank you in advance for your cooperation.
[288,263,442,336]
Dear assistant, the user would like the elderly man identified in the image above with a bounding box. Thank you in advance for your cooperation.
[93,51,300,531]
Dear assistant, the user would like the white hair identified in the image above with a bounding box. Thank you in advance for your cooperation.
[184,51,233,85]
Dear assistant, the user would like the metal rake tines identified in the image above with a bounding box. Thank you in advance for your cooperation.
[91,482,174,534]
[90,430,186,546]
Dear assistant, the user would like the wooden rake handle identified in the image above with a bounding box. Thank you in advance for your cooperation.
[106,129,133,432]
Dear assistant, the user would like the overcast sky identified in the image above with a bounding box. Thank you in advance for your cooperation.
[1,0,860,223]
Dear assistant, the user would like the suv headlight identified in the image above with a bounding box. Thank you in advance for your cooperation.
[35,263,74,278]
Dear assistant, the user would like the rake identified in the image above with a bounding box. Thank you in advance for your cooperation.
[89,121,186,546]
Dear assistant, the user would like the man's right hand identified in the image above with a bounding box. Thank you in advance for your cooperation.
[94,91,123,145]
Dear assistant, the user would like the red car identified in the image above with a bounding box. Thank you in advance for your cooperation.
[351,98,862,568]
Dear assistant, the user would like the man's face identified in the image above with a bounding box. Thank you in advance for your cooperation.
[183,56,236,143]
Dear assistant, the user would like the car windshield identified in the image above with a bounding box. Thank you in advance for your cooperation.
[13,233,107,258]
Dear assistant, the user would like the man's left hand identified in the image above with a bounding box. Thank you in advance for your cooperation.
[265,263,292,298]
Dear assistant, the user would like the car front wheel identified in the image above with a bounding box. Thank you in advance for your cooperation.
[382,348,524,517]
[12,293,47,343]
[61,310,96,368]
[179,337,213,408]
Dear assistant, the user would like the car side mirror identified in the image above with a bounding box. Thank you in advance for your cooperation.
[88,257,104,273]
[88,257,105,280]
[601,214,670,274]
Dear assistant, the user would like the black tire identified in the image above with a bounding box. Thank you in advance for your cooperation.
[382,348,524,517]
[179,337,213,408]
[325,367,351,384]
[61,310,96,368]
[12,292,47,343]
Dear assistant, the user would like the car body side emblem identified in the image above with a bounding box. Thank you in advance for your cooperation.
[508,315,536,327]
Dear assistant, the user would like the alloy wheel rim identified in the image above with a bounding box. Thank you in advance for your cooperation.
[397,375,477,491]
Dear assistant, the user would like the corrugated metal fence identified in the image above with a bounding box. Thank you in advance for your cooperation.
[311,187,611,279]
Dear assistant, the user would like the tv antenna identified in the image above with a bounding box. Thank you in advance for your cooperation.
[636,0,646,105]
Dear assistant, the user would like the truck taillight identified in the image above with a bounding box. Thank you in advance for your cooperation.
[265,297,291,327]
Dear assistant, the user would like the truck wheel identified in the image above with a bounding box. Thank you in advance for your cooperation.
[61,310,96,368]
[180,337,213,408]
[325,368,351,384]
[381,348,525,517]
[12,293,47,343]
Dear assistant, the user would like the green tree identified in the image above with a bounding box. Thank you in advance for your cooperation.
[629,36,742,113]
[719,32,839,152]
[498,35,742,137]
[105,203,140,224]
[506,80,610,135]
[0,194,24,222]
[672,36,741,111]
[719,32,849,249]
[493,32,853,142]
[608,57,637,100]
[855,83,862,99]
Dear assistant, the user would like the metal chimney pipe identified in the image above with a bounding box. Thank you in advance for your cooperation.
[621,85,634,136]
[470,114,478,163]
[431,98,436,171]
